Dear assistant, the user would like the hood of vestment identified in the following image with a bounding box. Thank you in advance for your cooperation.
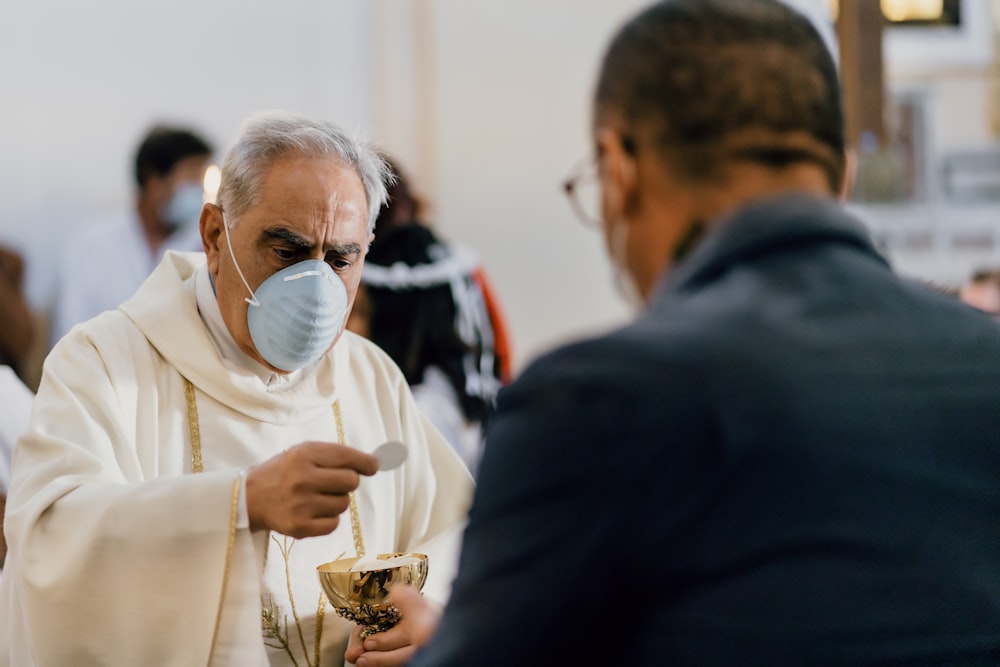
[119,250,345,425]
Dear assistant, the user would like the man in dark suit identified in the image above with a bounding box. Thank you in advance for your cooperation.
[348,1,1000,665]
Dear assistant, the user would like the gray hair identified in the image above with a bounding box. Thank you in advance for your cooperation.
[217,111,391,232]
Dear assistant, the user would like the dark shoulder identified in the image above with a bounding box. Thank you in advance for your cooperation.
[499,315,707,413]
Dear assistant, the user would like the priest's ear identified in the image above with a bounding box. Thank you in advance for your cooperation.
[201,203,225,275]
[838,148,858,203]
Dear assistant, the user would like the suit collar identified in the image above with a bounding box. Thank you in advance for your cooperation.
[657,193,888,299]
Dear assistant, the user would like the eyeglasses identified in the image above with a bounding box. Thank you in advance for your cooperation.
[561,157,601,228]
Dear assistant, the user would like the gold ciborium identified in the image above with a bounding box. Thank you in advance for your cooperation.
[316,553,428,639]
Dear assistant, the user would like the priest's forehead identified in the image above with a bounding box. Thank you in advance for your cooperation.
[216,111,389,232]
[220,157,371,268]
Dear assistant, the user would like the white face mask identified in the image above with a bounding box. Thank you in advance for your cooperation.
[609,217,645,310]
[222,217,348,371]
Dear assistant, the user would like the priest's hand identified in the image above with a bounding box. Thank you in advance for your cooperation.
[345,584,441,667]
[246,442,379,538]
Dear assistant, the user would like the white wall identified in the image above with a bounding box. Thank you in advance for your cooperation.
[0,0,376,312]
[388,0,642,369]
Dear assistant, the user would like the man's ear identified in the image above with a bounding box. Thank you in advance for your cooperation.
[838,148,858,203]
[594,127,640,222]
[201,203,225,275]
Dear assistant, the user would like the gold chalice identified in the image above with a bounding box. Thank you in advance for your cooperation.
[316,552,428,639]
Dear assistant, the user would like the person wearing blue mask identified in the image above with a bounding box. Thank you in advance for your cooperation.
[48,124,215,348]
[2,111,473,666]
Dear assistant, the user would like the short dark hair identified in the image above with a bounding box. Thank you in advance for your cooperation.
[594,0,845,191]
[374,153,421,237]
[134,125,213,187]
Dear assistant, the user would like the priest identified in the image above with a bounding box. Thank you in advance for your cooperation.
[0,111,473,666]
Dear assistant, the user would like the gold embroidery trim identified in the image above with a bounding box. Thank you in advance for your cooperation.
[185,377,204,473]
[334,400,366,558]
[314,590,327,666]
[183,377,242,665]
[211,472,243,663]
[184,380,358,664]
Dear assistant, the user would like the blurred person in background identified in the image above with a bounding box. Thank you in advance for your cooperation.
[0,245,34,385]
[373,155,513,385]
[355,1,1000,665]
[48,124,214,347]
[349,222,501,473]
[0,243,35,571]
[0,365,32,572]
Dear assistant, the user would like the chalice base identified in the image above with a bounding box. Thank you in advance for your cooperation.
[333,604,402,639]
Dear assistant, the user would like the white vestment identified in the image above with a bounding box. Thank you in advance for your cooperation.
[1,251,473,667]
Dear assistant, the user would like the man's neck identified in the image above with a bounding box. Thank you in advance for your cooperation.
[636,162,837,299]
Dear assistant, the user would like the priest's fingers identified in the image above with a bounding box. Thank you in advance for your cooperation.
[262,486,356,537]
[290,441,379,476]
[305,467,370,496]
[247,454,362,535]
[282,515,343,539]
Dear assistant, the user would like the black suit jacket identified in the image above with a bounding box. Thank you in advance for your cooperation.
[410,195,1000,666]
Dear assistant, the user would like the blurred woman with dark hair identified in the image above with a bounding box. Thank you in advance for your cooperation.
[373,153,513,384]
[351,223,501,472]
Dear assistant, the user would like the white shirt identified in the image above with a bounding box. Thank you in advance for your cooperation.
[49,208,202,348]
[412,366,483,475]
[0,366,32,494]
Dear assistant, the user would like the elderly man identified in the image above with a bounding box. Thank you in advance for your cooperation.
[1,112,472,666]
[373,1,1000,665]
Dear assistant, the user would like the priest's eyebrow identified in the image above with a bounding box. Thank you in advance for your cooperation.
[262,227,363,258]
[331,241,364,257]
[262,227,311,248]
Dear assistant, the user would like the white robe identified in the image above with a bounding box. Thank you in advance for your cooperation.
[1,251,473,666]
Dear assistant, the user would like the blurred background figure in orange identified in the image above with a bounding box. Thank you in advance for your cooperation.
[348,156,509,472]
[352,223,500,472]
[373,154,513,385]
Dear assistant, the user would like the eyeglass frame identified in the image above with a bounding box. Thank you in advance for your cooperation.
[561,157,602,228]
[561,135,638,229]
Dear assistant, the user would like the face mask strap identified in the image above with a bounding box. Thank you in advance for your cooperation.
[221,214,261,307]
